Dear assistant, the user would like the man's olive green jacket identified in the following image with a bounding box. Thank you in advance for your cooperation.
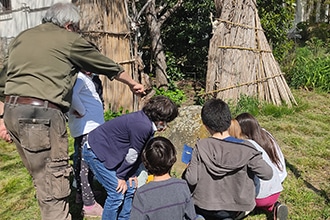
[0,23,124,112]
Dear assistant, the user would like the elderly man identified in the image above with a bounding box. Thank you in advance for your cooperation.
[0,2,144,220]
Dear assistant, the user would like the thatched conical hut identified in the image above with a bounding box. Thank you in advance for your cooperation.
[206,0,296,106]
[77,0,139,112]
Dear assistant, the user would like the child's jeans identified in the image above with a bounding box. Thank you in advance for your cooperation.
[82,142,136,220]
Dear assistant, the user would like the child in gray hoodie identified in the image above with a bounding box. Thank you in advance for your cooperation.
[183,99,273,220]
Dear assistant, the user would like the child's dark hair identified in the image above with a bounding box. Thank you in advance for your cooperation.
[142,95,179,123]
[201,98,232,133]
[142,136,177,176]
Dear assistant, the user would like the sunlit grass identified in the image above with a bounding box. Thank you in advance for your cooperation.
[0,89,329,220]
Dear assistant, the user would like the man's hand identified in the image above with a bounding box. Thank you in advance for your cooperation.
[116,179,128,194]
[130,83,145,95]
[115,71,146,95]
[0,119,12,143]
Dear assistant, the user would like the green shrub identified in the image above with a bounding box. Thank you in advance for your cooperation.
[155,87,186,106]
[286,44,330,92]
[166,51,185,81]
[230,94,306,118]
[195,88,207,106]
[257,0,296,62]
[104,105,129,121]
[229,95,261,117]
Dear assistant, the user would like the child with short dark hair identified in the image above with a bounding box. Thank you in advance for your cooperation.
[130,136,199,220]
[82,95,178,220]
[183,98,273,220]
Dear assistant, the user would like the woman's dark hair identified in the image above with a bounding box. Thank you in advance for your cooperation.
[142,136,177,176]
[236,112,283,170]
[142,95,178,122]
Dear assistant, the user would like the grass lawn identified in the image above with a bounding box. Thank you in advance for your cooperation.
[0,89,329,220]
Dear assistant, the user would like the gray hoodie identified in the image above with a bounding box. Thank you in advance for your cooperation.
[183,137,273,212]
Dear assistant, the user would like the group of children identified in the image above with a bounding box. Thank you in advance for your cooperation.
[68,69,288,220]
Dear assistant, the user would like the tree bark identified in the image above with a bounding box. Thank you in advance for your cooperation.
[145,0,183,88]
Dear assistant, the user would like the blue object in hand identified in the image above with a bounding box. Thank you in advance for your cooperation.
[181,144,193,164]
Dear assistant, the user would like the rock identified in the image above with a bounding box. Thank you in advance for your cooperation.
[155,105,209,176]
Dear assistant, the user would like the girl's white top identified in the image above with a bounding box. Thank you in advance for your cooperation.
[265,129,287,183]
[68,72,104,138]
[249,132,287,198]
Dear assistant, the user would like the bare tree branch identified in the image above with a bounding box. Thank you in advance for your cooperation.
[155,2,168,15]
[136,0,152,21]
[158,0,184,26]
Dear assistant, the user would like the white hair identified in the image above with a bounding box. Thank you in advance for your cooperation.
[42,2,81,28]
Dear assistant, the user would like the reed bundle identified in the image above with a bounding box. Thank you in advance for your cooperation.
[206,0,296,106]
[78,0,136,111]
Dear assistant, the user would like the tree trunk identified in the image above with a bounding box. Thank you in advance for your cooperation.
[146,0,168,88]
[143,0,183,88]
[150,24,168,88]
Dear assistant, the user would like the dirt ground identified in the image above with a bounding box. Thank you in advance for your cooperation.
[176,79,206,106]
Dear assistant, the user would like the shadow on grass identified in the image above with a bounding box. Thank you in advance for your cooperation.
[247,208,273,220]
[285,159,330,204]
